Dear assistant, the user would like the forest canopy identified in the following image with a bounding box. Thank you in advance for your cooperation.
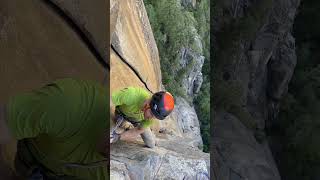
[144,0,210,152]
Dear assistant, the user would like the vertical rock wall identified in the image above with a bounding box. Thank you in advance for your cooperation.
[213,0,301,179]
[110,0,209,179]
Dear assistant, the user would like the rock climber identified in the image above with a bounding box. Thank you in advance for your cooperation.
[110,87,175,148]
[0,78,109,180]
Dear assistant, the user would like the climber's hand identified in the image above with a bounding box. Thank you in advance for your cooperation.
[120,127,144,142]
[121,121,134,130]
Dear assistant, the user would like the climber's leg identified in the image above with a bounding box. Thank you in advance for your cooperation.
[110,115,125,144]
[113,107,134,131]
[140,128,155,148]
[110,111,135,143]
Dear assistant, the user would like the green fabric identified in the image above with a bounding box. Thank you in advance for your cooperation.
[7,78,108,180]
[111,87,154,128]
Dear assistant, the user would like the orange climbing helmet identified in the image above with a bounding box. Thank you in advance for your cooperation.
[150,91,175,120]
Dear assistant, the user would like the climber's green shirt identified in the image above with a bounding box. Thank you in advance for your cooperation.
[111,87,155,128]
[7,78,108,180]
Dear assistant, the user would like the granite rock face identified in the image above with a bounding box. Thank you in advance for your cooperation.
[110,0,209,179]
[110,138,209,180]
[180,48,205,97]
[213,111,281,180]
[213,0,301,179]
[110,0,161,93]
[173,97,203,149]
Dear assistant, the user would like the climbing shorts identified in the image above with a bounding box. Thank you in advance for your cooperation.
[112,107,156,148]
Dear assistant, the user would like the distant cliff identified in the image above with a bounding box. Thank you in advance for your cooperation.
[213,0,301,179]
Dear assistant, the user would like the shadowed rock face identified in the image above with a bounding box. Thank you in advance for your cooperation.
[0,0,108,104]
[110,0,209,179]
[0,0,108,179]
[214,111,281,180]
[50,0,108,63]
[213,0,301,179]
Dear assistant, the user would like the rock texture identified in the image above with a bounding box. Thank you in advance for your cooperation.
[110,0,161,93]
[110,0,209,179]
[180,48,204,97]
[173,97,203,148]
[213,0,301,179]
[179,25,205,98]
[111,139,209,180]
[0,0,107,103]
[0,0,108,179]
[181,0,197,9]
[214,111,281,180]
[50,0,108,63]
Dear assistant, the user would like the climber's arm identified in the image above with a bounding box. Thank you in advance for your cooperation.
[119,127,144,142]
[6,79,90,140]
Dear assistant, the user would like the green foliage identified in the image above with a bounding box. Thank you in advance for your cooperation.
[144,0,210,152]
[194,0,210,75]
[194,81,210,152]
[192,0,210,152]
[144,0,198,97]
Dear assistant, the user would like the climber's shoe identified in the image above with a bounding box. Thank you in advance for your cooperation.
[110,116,125,143]
[110,131,120,144]
[120,121,134,131]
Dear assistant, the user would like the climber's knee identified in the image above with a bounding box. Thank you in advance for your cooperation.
[140,128,155,148]
[145,140,155,148]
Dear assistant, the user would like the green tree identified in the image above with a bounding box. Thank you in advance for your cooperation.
[144,0,211,152]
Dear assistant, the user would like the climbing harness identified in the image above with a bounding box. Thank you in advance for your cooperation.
[110,116,124,143]
[110,108,143,143]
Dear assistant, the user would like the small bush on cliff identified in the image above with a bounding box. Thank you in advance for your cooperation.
[194,80,210,152]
